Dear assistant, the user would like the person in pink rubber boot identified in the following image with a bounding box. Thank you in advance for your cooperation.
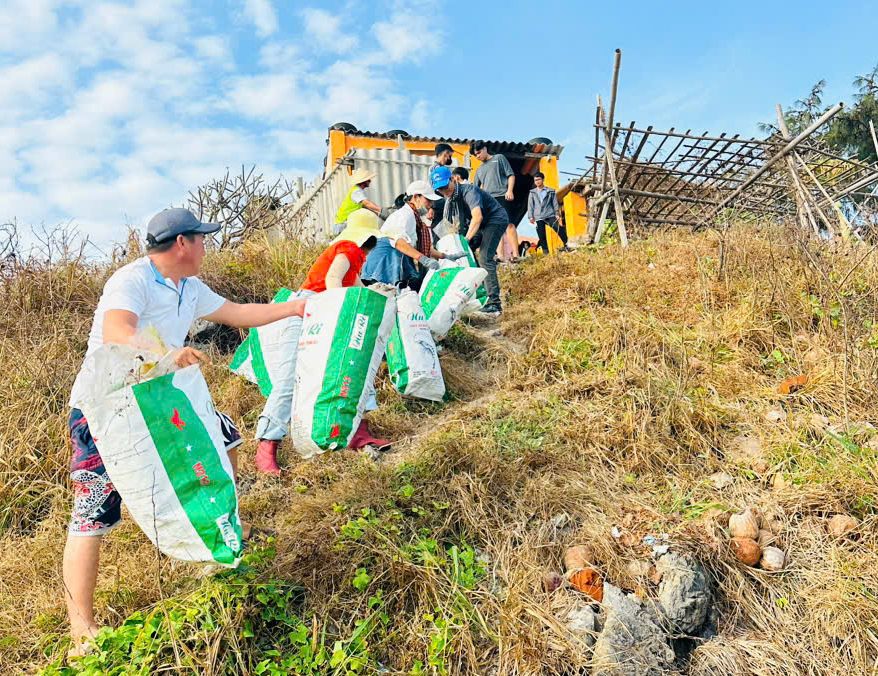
[254,210,390,475]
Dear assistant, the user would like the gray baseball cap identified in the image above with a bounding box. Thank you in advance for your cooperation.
[146,208,220,246]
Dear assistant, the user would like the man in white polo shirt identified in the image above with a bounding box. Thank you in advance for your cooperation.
[64,208,306,657]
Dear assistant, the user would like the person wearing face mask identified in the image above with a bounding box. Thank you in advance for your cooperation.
[362,180,467,290]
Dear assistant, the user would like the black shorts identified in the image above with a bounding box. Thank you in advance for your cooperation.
[68,408,242,536]
[493,196,516,225]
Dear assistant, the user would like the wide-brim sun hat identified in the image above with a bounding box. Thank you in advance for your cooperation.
[332,209,382,246]
[350,168,377,186]
[406,179,441,201]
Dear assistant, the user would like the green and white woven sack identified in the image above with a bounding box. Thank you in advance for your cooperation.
[436,234,487,314]
[229,287,298,396]
[289,287,396,458]
[386,290,445,402]
[80,347,243,566]
[419,266,488,340]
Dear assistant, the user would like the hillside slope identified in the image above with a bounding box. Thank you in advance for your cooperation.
[1,226,876,675]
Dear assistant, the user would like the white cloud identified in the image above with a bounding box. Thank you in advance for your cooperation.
[301,8,357,52]
[1,1,449,250]
[244,0,279,38]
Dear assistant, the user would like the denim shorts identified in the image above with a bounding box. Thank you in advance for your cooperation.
[68,407,242,536]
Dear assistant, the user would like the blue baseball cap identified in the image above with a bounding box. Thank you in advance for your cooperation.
[430,165,453,190]
[146,208,221,246]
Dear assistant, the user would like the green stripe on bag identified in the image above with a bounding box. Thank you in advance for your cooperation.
[248,329,272,397]
[311,289,388,448]
[420,267,463,318]
[133,373,243,565]
[387,322,408,392]
[229,335,250,371]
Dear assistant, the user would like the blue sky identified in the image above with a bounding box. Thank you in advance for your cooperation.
[2,0,876,250]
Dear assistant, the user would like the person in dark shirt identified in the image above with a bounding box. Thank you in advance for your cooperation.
[431,165,506,318]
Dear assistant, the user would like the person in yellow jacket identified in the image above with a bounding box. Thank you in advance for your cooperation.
[334,168,382,234]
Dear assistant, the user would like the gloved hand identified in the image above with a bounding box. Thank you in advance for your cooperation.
[419,256,440,271]
[444,252,469,261]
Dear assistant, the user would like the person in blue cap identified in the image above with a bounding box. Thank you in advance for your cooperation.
[63,208,307,658]
[431,165,507,318]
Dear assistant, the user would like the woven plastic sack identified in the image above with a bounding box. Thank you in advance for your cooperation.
[78,344,243,566]
[229,287,299,396]
[436,234,487,314]
[419,266,488,340]
[386,289,445,401]
[289,287,396,458]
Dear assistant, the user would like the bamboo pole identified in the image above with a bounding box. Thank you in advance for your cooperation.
[776,105,811,233]
[592,199,611,244]
[697,102,845,229]
[599,49,622,194]
[597,95,629,247]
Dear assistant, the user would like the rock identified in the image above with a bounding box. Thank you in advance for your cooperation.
[593,584,677,676]
[656,553,710,634]
[647,262,656,271]
[867,437,878,453]
[697,605,720,641]
[627,560,651,579]
[566,605,598,648]
[759,547,785,571]
[730,537,761,566]
[765,408,787,423]
[709,471,734,489]
[828,514,858,538]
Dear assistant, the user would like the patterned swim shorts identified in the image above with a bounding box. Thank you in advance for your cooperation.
[68,408,242,536]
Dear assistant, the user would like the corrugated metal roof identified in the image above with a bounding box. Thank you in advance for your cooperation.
[334,128,564,157]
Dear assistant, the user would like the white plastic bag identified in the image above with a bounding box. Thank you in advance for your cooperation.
[386,290,445,401]
[289,287,396,458]
[419,266,488,340]
[78,345,243,566]
[436,234,488,314]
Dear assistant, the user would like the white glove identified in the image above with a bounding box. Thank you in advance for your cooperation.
[419,256,440,271]
[444,252,469,261]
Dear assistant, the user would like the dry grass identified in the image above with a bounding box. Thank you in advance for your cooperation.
[1,224,877,675]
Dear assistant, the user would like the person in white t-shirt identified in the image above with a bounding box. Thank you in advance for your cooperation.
[63,208,307,658]
[360,180,467,290]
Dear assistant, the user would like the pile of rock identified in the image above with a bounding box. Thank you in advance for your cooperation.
[559,548,716,675]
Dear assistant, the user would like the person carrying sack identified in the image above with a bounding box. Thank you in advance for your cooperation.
[63,208,307,658]
[253,209,391,475]
[361,179,467,291]
[334,168,381,235]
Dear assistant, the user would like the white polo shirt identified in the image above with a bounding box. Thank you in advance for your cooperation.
[68,256,226,408]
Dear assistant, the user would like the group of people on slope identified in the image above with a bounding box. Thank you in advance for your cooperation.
[331,143,569,318]
[62,142,572,657]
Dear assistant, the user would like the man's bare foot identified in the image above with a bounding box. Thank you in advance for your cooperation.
[68,625,101,659]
